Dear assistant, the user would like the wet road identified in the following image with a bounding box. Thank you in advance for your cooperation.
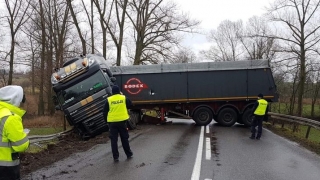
[23,119,320,180]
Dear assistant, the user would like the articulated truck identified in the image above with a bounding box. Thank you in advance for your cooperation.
[51,53,278,138]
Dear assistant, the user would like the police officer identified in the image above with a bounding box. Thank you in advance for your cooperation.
[250,93,269,140]
[0,85,30,180]
[103,85,133,162]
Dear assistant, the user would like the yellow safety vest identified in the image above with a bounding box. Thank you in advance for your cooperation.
[0,101,29,167]
[107,94,129,122]
[253,99,268,115]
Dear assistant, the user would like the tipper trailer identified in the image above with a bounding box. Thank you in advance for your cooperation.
[110,59,278,128]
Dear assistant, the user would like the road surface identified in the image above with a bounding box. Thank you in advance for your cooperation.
[23,119,320,180]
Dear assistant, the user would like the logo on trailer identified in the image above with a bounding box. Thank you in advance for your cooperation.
[123,78,148,94]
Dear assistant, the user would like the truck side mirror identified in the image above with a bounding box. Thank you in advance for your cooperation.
[52,95,59,105]
[110,77,116,82]
[55,105,61,110]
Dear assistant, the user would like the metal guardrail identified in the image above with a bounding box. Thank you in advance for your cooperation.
[269,112,320,129]
[28,129,73,144]
[268,112,320,139]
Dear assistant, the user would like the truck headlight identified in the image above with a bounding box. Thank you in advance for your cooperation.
[51,75,59,84]
[88,58,95,66]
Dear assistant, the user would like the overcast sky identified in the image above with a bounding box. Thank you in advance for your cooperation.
[172,0,274,53]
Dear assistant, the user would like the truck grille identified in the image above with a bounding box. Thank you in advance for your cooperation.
[66,89,109,135]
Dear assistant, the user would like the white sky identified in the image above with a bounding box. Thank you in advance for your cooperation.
[172,0,274,53]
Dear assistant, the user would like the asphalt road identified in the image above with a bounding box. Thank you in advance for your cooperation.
[23,119,320,180]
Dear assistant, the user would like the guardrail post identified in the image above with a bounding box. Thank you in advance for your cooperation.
[64,115,66,131]
[305,126,311,139]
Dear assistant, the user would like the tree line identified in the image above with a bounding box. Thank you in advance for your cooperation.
[0,0,320,118]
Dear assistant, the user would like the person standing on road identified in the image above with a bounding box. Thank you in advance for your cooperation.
[250,93,269,140]
[103,85,133,162]
[0,85,29,180]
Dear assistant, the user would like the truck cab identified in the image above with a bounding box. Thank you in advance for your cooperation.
[51,54,115,139]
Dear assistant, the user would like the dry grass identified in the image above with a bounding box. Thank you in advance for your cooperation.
[23,114,65,128]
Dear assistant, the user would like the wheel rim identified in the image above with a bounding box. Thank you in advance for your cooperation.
[222,113,234,123]
[199,111,209,122]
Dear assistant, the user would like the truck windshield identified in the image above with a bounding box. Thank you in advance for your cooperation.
[59,71,109,106]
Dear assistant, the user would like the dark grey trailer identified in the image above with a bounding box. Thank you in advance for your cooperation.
[110,59,278,127]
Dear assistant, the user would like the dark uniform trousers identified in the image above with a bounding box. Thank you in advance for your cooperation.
[0,165,20,180]
[251,115,264,138]
[108,121,133,159]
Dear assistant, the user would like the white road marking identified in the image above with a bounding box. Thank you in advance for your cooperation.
[206,125,210,133]
[205,137,211,160]
[204,179,212,180]
[191,126,204,180]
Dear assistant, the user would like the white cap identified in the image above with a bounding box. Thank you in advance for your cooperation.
[0,85,24,107]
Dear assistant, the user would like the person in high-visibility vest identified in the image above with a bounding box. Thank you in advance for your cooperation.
[250,93,269,140]
[0,85,29,180]
[103,85,133,162]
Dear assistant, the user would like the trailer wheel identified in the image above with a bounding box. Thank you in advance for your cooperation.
[217,108,237,126]
[241,109,253,127]
[193,107,213,126]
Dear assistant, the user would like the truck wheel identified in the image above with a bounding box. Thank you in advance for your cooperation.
[193,107,213,126]
[127,119,136,130]
[132,111,141,124]
[127,111,140,130]
[241,109,253,127]
[217,108,237,126]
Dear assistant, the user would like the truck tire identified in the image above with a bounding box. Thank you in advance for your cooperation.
[127,111,140,130]
[241,109,253,127]
[193,107,213,126]
[217,108,237,126]
[127,118,136,130]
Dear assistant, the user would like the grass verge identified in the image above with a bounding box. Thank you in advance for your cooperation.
[264,121,320,155]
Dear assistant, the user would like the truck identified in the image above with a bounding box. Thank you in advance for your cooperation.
[110,59,278,128]
[51,54,278,138]
[51,54,117,139]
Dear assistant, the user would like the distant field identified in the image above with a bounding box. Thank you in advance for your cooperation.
[270,102,320,118]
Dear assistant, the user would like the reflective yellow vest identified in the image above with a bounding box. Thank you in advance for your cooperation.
[0,101,29,166]
[253,99,268,115]
[107,94,129,122]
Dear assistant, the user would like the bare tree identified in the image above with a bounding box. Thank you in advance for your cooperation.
[0,69,8,87]
[4,0,31,85]
[201,20,244,62]
[126,0,199,65]
[38,0,46,115]
[304,63,320,118]
[67,0,87,54]
[241,16,277,61]
[265,0,320,116]
[93,0,128,65]
[169,47,196,64]
[92,0,110,59]
[80,0,96,54]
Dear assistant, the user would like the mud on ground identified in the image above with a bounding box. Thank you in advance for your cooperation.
[20,132,109,177]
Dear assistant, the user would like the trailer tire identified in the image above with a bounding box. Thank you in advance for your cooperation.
[241,109,253,127]
[217,108,237,126]
[193,107,213,126]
